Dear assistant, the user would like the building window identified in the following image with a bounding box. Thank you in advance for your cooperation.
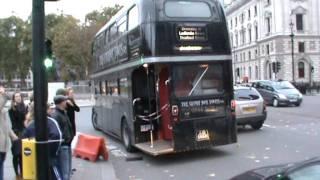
[241,13,244,24]
[235,17,238,27]
[254,6,257,17]
[296,14,303,31]
[255,66,259,79]
[266,44,270,55]
[249,66,252,79]
[267,0,271,5]
[230,34,233,47]
[249,51,252,60]
[255,25,258,40]
[298,62,305,78]
[298,42,305,53]
[248,28,252,43]
[248,9,251,20]
[230,19,233,29]
[235,33,238,47]
[266,17,271,33]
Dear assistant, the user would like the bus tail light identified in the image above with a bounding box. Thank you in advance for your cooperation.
[231,100,236,116]
[231,100,236,111]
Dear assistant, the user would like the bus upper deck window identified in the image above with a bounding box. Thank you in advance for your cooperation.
[165,1,212,18]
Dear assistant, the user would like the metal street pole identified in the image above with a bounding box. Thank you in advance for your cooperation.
[289,22,295,83]
[32,0,50,179]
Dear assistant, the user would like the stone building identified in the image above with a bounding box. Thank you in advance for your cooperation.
[225,0,320,84]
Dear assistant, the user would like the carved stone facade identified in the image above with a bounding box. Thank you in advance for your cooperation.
[226,0,320,84]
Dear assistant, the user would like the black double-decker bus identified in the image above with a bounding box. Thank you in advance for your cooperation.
[90,0,236,155]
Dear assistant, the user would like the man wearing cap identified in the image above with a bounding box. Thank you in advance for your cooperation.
[51,95,73,180]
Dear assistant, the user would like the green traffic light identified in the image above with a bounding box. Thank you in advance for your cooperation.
[44,57,53,68]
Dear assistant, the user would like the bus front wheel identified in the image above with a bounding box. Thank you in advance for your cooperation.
[121,120,135,152]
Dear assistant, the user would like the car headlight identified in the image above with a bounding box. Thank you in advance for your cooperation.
[298,93,303,98]
[278,94,287,99]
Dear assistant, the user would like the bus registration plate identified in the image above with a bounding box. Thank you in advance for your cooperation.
[196,130,210,141]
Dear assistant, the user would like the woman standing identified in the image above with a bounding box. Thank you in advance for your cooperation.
[66,88,80,136]
[0,87,18,180]
[8,92,27,177]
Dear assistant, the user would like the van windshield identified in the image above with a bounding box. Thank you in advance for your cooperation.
[272,81,295,90]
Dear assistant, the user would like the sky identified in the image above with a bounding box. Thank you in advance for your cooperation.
[0,0,132,22]
[0,0,232,22]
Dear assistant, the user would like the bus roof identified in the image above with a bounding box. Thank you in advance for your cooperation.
[95,1,136,37]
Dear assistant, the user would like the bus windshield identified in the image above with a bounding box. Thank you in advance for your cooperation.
[165,1,212,18]
[173,64,224,97]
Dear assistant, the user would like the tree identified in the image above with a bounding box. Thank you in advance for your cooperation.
[0,16,32,88]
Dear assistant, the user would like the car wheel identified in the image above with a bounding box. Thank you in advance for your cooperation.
[121,120,135,152]
[273,98,279,107]
[295,102,301,107]
[91,109,100,131]
[251,121,263,130]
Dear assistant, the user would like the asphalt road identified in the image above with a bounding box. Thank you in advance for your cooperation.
[76,95,320,180]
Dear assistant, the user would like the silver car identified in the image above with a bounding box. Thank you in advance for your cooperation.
[234,86,267,130]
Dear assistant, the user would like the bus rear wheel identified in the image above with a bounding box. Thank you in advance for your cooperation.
[121,120,135,152]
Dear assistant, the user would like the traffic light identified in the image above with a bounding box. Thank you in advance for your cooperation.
[272,62,276,73]
[276,62,281,72]
[44,39,53,69]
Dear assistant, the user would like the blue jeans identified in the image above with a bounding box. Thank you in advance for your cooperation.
[58,146,71,180]
[50,157,62,180]
[0,152,6,180]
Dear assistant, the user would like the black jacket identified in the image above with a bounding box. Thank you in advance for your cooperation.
[66,99,80,135]
[22,117,62,157]
[51,107,73,146]
[9,104,27,135]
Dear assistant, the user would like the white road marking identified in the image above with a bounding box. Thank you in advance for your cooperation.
[110,149,127,157]
[263,156,270,160]
[208,173,216,177]
[265,147,271,151]
[263,124,276,129]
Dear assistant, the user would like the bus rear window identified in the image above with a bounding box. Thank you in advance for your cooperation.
[173,64,224,97]
[165,1,212,18]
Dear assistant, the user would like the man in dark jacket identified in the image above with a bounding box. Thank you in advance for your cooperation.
[51,95,73,180]
[22,103,62,180]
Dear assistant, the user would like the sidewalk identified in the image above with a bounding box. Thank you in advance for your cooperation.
[4,134,117,180]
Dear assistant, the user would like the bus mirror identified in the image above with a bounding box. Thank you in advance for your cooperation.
[165,78,171,86]
[133,97,141,106]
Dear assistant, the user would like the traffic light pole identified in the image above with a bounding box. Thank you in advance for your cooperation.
[32,0,50,179]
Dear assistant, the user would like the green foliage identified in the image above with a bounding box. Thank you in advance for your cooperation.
[0,4,123,86]
[0,16,32,87]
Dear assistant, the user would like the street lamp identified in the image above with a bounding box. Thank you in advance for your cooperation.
[289,21,295,83]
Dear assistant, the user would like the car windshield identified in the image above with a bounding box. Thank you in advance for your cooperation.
[272,81,295,90]
[234,88,260,101]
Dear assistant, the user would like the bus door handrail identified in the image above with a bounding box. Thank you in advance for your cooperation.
[135,103,170,122]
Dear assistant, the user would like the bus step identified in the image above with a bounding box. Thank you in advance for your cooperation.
[135,140,174,156]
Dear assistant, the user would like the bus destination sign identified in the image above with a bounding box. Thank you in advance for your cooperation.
[177,26,207,41]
